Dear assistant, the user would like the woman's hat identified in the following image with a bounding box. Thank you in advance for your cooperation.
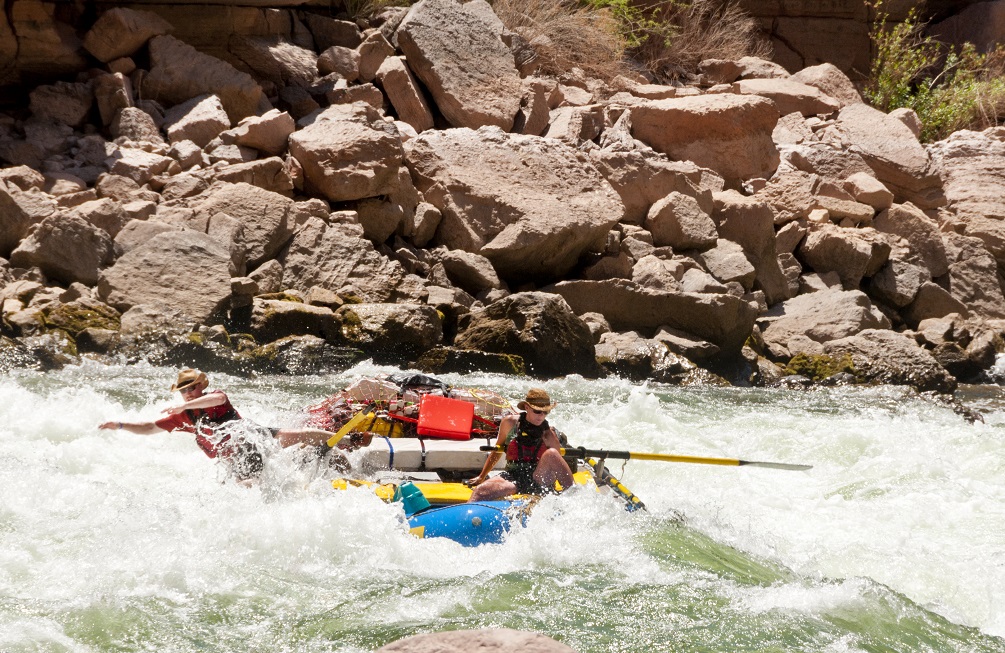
[517,388,556,413]
[172,368,208,391]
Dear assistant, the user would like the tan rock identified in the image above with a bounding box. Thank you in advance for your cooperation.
[824,329,957,393]
[645,191,718,250]
[289,104,404,203]
[756,170,818,224]
[9,0,87,80]
[589,147,710,224]
[732,78,841,117]
[772,111,814,145]
[546,278,757,355]
[114,219,179,256]
[229,109,296,156]
[869,258,929,308]
[110,107,164,145]
[873,203,949,278]
[630,94,780,181]
[92,72,134,127]
[453,291,599,377]
[142,35,268,124]
[798,223,891,288]
[251,298,339,343]
[228,36,318,91]
[189,182,295,268]
[10,215,114,285]
[83,7,173,63]
[737,56,790,79]
[317,45,360,81]
[357,30,395,83]
[98,230,234,323]
[834,103,945,209]
[513,77,552,137]
[700,239,756,289]
[790,62,863,108]
[760,288,890,352]
[105,146,174,185]
[281,218,424,303]
[902,281,970,326]
[377,56,435,133]
[928,127,1005,268]
[29,81,93,127]
[942,231,1005,319]
[405,127,623,282]
[163,94,230,148]
[843,172,893,210]
[713,190,792,304]
[305,14,362,51]
[396,0,522,130]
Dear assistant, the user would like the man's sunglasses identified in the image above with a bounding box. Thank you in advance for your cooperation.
[526,406,551,416]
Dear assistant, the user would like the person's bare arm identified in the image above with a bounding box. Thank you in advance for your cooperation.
[161,392,226,416]
[98,420,163,435]
[466,415,516,486]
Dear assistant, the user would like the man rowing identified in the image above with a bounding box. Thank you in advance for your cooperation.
[465,388,575,500]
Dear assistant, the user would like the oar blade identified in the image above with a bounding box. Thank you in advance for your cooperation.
[738,460,813,471]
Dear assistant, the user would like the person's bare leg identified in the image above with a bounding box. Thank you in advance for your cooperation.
[469,477,518,502]
[534,449,575,492]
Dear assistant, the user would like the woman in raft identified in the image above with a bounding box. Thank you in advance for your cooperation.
[465,388,574,500]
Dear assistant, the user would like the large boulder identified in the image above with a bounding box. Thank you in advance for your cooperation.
[396,0,522,130]
[759,289,891,355]
[629,94,780,180]
[588,146,712,225]
[281,218,426,303]
[288,104,404,203]
[228,36,318,91]
[163,94,230,148]
[337,302,442,361]
[188,182,295,268]
[10,215,113,285]
[731,78,841,117]
[823,329,957,393]
[941,231,1005,319]
[83,7,173,63]
[454,292,602,377]
[0,183,39,256]
[645,191,718,251]
[798,224,891,289]
[789,63,863,108]
[928,127,1005,267]
[833,103,945,209]
[713,190,792,305]
[142,35,268,123]
[404,127,623,282]
[28,81,93,127]
[376,56,435,133]
[250,298,339,343]
[872,203,949,278]
[97,230,234,324]
[546,279,757,355]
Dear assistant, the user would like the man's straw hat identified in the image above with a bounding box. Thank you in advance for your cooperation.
[171,368,208,391]
[517,388,556,413]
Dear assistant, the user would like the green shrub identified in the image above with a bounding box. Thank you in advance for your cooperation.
[864,3,1005,141]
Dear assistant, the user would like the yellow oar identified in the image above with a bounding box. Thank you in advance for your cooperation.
[480,445,812,471]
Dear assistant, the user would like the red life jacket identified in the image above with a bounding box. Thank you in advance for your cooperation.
[155,391,241,458]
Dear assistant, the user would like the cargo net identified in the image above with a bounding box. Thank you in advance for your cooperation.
[305,373,513,448]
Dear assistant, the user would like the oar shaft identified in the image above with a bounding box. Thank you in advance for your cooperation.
[477,445,811,471]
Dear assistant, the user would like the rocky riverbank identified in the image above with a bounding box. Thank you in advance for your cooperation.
[1,0,1004,395]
